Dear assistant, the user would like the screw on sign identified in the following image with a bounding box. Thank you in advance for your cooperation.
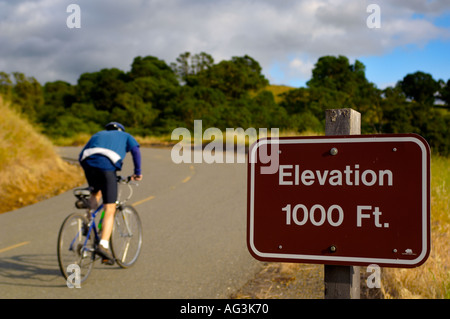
[247,134,430,268]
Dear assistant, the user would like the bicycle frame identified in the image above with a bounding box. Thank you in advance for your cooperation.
[69,203,104,255]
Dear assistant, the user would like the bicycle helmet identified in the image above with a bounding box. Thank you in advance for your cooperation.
[105,122,125,132]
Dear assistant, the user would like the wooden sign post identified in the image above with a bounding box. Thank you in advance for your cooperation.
[324,108,361,299]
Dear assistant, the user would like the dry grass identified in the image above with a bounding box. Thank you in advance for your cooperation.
[382,155,450,299]
[231,263,324,299]
[0,96,85,213]
[135,134,176,147]
[51,133,92,147]
[382,226,450,299]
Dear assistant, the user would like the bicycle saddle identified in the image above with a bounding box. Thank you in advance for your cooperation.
[74,187,93,197]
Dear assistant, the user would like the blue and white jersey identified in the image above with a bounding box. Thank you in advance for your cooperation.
[79,130,140,171]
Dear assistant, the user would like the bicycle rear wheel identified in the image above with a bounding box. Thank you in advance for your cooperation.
[111,205,142,268]
[57,213,95,283]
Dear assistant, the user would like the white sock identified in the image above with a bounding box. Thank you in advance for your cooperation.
[100,239,109,249]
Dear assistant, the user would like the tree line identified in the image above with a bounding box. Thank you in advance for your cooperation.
[0,53,449,155]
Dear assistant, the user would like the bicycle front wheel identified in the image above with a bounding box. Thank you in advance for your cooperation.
[57,213,95,284]
[111,205,142,268]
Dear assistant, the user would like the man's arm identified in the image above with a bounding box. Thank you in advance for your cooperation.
[130,145,143,180]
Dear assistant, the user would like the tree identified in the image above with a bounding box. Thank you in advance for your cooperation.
[398,71,439,106]
[307,55,358,93]
[76,68,128,112]
[11,72,44,122]
[129,55,179,113]
[171,52,214,85]
[279,87,322,132]
[0,72,13,100]
[167,85,227,130]
[130,56,178,85]
[114,92,159,132]
[439,79,450,107]
[280,88,307,114]
[92,68,128,111]
[191,52,214,75]
[380,86,412,133]
[251,90,288,129]
[39,81,76,133]
[197,55,268,99]
[306,55,382,132]
[44,81,75,109]
[171,52,191,83]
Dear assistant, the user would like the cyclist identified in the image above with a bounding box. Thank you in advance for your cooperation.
[79,122,142,264]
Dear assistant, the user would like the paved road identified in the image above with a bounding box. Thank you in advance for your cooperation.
[0,147,263,298]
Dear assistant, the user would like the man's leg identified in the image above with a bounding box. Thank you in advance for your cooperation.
[100,203,116,243]
[96,170,118,264]
[96,202,116,265]
[82,165,116,264]
[88,191,102,210]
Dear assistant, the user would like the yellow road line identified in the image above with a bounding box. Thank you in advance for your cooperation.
[180,165,195,184]
[0,241,30,254]
[132,195,155,207]
[182,176,191,183]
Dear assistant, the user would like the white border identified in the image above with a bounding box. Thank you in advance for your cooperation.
[248,136,429,266]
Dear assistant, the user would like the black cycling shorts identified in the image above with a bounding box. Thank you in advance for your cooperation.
[81,164,117,204]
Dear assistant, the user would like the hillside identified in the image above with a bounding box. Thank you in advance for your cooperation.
[262,84,295,103]
[0,96,84,213]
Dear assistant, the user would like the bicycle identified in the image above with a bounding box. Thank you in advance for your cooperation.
[57,176,143,284]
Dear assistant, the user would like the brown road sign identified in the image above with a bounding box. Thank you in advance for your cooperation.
[247,134,430,268]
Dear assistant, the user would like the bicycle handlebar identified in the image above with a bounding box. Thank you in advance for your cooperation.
[117,175,132,183]
[116,175,139,204]
[117,175,141,184]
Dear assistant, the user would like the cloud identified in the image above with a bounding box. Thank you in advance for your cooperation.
[289,58,315,78]
[0,0,448,86]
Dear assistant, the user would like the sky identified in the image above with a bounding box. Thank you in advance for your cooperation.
[0,0,449,89]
